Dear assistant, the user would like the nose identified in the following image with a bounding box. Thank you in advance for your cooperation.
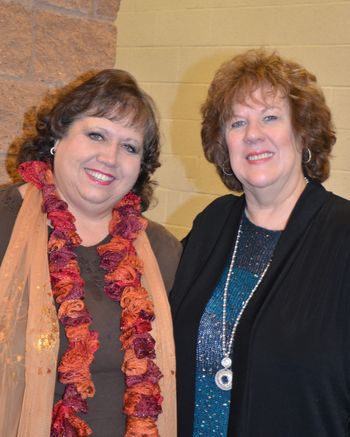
[97,143,119,167]
[244,121,265,144]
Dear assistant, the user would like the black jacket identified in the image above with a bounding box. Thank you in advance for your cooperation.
[170,182,350,437]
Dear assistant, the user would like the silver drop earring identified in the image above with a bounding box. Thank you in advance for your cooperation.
[50,140,59,156]
[303,147,312,164]
[221,164,233,176]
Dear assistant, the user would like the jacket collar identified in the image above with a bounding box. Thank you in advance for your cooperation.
[171,181,331,318]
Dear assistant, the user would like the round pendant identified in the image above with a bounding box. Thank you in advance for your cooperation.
[215,368,233,391]
[221,356,232,368]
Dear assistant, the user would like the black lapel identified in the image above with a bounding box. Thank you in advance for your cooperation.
[170,194,245,437]
[228,181,333,435]
[170,194,245,318]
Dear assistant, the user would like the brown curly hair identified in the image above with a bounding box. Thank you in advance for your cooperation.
[201,49,336,192]
[17,69,161,211]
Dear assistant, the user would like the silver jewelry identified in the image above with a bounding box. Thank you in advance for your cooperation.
[303,147,312,164]
[50,140,59,156]
[221,163,233,176]
[215,221,271,391]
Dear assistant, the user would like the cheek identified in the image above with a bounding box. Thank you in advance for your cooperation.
[126,158,142,181]
[226,136,241,163]
[226,129,242,149]
[284,132,302,157]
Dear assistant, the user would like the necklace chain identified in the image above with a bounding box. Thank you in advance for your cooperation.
[215,217,271,391]
[216,178,308,390]
[222,222,271,358]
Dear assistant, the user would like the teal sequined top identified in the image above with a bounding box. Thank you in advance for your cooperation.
[193,213,281,436]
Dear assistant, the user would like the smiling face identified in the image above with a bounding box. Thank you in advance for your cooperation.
[225,87,304,198]
[53,116,143,218]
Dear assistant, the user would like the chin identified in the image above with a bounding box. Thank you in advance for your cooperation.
[245,177,276,189]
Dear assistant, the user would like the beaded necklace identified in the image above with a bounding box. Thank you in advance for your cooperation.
[215,219,271,391]
[215,178,309,391]
[19,161,163,437]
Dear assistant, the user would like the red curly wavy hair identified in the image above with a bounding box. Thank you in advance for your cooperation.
[201,49,336,192]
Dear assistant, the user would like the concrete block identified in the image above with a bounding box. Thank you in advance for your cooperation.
[34,10,116,82]
[116,11,157,46]
[143,83,178,120]
[0,79,48,153]
[324,170,350,200]
[156,155,199,191]
[322,87,334,111]
[331,88,350,130]
[178,47,243,84]
[331,129,350,172]
[96,0,120,18]
[172,83,208,120]
[276,46,350,88]
[193,0,335,6]
[165,190,218,227]
[195,158,232,196]
[45,0,91,13]
[116,47,180,82]
[133,0,203,11]
[143,83,207,121]
[211,3,350,46]
[118,0,136,12]
[161,119,202,156]
[0,3,32,77]
[155,10,212,46]
[144,187,168,224]
[163,223,188,241]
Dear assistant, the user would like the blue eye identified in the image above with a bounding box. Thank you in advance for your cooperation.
[122,143,138,154]
[231,120,246,129]
[264,115,278,122]
[88,132,104,141]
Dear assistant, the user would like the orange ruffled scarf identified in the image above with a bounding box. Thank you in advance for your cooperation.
[0,163,176,437]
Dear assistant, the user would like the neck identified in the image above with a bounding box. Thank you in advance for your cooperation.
[18,183,111,246]
[54,186,114,246]
[69,207,112,246]
[244,176,308,230]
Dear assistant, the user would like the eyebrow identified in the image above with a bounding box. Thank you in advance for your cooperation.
[87,124,141,140]
[232,104,283,116]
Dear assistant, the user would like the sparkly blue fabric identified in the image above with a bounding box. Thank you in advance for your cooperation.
[193,214,281,436]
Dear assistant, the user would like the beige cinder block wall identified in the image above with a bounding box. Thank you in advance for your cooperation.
[0,0,120,185]
[116,0,350,240]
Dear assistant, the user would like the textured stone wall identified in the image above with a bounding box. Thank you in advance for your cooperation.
[0,0,120,184]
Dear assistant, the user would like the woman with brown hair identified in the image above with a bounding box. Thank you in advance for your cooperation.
[170,49,350,436]
[0,69,181,436]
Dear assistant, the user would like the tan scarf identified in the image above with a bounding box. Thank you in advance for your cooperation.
[0,184,176,436]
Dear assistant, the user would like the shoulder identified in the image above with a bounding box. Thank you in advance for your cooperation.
[145,220,182,293]
[325,191,350,234]
[297,182,350,237]
[194,193,241,222]
[189,193,242,235]
[0,184,22,205]
[0,183,23,222]
[146,220,182,256]
[304,185,350,249]
[0,183,24,264]
[328,191,350,215]
[197,193,241,216]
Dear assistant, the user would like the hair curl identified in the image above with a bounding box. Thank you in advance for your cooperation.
[201,49,336,192]
[17,69,161,211]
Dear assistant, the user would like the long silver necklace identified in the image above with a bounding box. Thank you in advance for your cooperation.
[215,220,271,391]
